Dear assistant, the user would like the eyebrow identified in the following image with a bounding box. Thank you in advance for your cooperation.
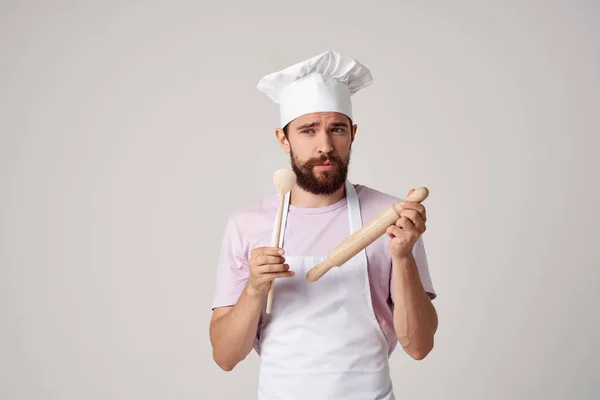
[331,122,349,128]
[296,122,319,131]
[295,121,349,130]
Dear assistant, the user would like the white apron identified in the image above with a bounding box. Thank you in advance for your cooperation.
[257,180,395,400]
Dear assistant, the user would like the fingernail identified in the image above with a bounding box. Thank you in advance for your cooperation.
[278,249,284,254]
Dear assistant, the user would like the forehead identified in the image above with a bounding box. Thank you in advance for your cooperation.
[288,112,349,127]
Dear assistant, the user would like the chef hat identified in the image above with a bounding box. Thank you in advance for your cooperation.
[257,50,373,128]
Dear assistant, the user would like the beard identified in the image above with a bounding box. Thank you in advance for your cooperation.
[289,147,351,195]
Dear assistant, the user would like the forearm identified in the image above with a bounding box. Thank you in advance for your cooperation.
[391,254,438,360]
[210,283,265,370]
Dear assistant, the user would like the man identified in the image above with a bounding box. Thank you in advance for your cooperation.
[209,50,438,400]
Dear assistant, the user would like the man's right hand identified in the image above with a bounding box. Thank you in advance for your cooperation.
[211,246,293,371]
[247,247,294,297]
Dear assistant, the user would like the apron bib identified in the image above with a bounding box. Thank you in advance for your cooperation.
[257,181,394,400]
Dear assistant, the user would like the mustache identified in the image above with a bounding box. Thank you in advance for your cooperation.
[302,153,345,168]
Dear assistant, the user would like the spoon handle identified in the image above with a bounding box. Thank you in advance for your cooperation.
[266,192,285,314]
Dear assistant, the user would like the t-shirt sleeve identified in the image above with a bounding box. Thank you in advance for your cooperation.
[211,215,250,309]
[391,236,437,301]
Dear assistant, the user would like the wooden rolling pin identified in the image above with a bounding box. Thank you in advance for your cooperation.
[305,187,429,282]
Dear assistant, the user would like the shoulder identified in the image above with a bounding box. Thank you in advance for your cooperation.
[353,184,406,229]
[355,184,402,211]
[228,192,278,224]
[222,192,279,247]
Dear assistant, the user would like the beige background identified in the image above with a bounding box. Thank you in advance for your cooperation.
[1,1,599,399]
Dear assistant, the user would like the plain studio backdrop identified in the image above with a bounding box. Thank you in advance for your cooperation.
[1,1,599,399]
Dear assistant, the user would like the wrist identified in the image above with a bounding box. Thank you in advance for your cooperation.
[392,253,415,266]
[245,283,265,300]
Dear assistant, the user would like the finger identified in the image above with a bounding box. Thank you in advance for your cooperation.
[399,201,426,221]
[259,271,295,283]
[395,215,410,228]
[256,263,290,273]
[254,254,286,266]
[399,210,424,229]
[252,246,285,257]
[402,216,416,230]
[395,216,415,231]
[386,225,403,237]
[404,210,427,232]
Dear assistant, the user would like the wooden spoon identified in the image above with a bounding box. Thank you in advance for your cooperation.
[266,168,297,314]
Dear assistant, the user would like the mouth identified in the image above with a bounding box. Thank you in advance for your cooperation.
[314,163,335,170]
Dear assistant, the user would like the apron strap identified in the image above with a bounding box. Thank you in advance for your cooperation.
[345,180,368,265]
[345,180,363,233]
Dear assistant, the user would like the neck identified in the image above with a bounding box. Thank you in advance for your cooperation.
[289,183,346,208]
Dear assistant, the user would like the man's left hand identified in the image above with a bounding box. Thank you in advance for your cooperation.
[386,198,427,260]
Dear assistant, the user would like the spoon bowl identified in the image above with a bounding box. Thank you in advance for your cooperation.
[273,168,297,193]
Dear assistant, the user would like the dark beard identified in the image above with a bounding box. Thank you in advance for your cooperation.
[289,148,351,195]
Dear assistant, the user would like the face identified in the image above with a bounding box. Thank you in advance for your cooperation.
[276,112,357,195]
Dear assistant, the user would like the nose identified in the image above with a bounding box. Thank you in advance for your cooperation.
[316,131,334,154]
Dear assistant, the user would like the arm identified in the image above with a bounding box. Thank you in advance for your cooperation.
[385,197,438,360]
[210,245,293,371]
[391,254,438,360]
[209,283,265,371]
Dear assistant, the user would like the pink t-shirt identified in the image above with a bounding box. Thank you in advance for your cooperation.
[212,184,437,356]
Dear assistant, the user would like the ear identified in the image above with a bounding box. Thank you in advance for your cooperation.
[351,124,358,143]
[275,128,291,153]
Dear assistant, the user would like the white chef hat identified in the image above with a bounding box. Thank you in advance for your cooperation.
[257,50,373,128]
